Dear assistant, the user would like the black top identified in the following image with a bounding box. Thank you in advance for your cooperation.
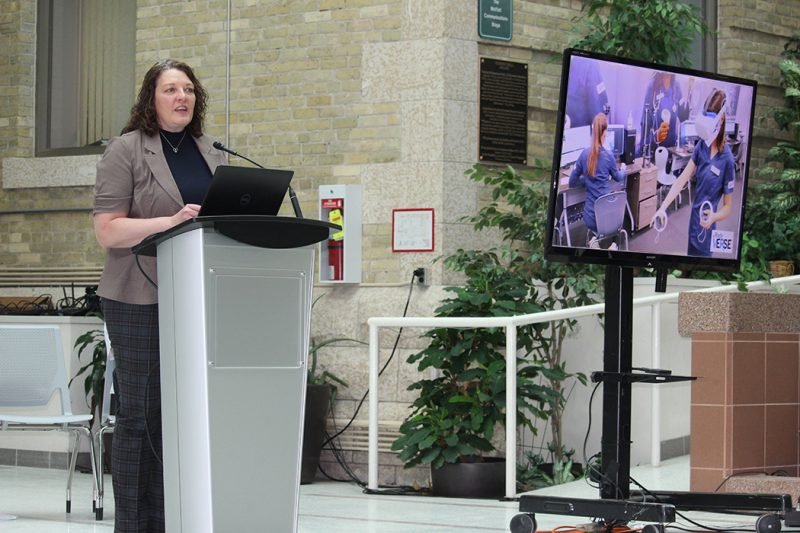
[160,129,213,205]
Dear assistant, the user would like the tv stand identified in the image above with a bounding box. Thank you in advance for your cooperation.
[511,266,790,533]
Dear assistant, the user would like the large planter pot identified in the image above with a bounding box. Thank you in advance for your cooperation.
[431,457,505,498]
[769,259,795,278]
[300,383,333,484]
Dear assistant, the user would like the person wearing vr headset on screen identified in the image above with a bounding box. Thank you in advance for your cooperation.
[569,112,626,249]
[651,89,735,256]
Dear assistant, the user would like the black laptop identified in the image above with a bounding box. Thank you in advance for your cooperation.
[198,165,293,217]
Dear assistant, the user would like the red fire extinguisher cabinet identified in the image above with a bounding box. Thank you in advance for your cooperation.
[319,184,362,283]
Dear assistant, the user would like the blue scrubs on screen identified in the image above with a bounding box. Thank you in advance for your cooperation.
[640,74,690,156]
[688,140,736,256]
[565,60,609,128]
[569,147,625,235]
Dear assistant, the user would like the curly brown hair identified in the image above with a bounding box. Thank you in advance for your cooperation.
[122,59,208,137]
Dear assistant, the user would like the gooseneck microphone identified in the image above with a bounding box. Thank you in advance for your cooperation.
[212,141,303,218]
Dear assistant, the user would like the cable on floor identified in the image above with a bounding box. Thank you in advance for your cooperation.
[316,271,427,495]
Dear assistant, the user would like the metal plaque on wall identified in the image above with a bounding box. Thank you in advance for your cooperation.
[479,58,528,165]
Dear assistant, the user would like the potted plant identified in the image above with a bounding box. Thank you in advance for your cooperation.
[301,294,367,484]
[392,162,599,497]
[746,33,800,276]
[517,447,581,492]
[301,334,355,484]
[569,0,708,68]
[72,326,107,428]
[71,319,109,473]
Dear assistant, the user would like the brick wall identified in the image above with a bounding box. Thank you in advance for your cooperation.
[718,0,800,178]
[0,0,35,157]
[3,0,799,273]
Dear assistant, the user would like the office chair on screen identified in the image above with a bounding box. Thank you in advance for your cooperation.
[592,190,629,250]
[93,324,115,520]
[0,325,99,517]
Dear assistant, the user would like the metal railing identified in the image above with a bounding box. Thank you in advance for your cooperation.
[367,274,800,498]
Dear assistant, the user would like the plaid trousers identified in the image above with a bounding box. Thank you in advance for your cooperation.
[102,298,165,533]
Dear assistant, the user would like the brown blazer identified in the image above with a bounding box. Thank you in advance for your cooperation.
[93,130,227,305]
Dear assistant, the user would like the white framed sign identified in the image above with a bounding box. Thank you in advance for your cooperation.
[392,208,434,252]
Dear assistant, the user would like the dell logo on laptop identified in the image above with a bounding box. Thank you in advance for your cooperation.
[239,193,252,207]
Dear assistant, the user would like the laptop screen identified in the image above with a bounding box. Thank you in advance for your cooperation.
[198,165,293,217]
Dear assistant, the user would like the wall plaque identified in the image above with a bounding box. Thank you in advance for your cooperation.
[479,58,528,165]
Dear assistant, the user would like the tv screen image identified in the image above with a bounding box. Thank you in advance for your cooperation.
[545,49,757,273]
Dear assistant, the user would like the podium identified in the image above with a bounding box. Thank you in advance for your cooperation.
[134,215,338,533]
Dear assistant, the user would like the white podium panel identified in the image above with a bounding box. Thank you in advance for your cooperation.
[156,227,314,533]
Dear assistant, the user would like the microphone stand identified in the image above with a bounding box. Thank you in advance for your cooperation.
[213,142,304,218]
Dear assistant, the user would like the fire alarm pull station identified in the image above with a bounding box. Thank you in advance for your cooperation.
[319,184,362,283]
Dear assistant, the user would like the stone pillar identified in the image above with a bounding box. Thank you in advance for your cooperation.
[678,292,800,492]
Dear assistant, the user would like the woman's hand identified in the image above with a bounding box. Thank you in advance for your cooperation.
[699,208,716,229]
[650,207,667,229]
[171,203,201,226]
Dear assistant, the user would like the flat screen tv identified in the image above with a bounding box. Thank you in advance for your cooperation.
[544,48,758,273]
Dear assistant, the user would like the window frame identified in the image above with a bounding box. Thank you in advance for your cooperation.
[34,0,130,157]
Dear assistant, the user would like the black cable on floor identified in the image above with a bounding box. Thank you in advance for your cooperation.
[318,271,426,494]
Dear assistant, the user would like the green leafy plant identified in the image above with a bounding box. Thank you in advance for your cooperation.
[307,294,364,391]
[307,336,357,390]
[71,328,107,426]
[569,0,709,67]
[392,163,598,470]
[746,34,800,267]
[517,448,581,491]
[465,163,598,460]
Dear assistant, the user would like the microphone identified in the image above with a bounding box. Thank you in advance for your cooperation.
[212,141,303,218]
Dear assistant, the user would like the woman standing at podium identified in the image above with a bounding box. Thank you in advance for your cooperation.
[93,60,226,533]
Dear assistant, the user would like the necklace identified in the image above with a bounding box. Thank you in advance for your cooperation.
[160,130,187,153]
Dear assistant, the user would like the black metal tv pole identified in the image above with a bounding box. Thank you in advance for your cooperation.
[599,264,634,500]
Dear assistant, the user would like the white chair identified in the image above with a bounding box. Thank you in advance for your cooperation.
[93,324,115,520]
[0,325,99,517]
[655,146,691,210]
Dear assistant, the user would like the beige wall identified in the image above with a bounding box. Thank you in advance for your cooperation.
[1,0,800,484]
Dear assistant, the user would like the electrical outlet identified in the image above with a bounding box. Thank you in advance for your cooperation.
[414,267,429,286]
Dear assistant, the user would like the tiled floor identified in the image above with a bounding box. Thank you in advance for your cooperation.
[0,456,776,532]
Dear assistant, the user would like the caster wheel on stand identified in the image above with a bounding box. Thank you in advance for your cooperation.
[756,514,781,533]
[510,513,537,533]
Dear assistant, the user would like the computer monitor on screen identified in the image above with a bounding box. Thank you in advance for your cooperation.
[560,125,591,167]
[605,125,624,156]
[680,121,698,146]
[726,120,739,139]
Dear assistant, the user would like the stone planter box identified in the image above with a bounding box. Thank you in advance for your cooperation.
[679,292,800,492]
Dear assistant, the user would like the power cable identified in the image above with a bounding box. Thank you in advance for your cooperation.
[318,270,425,494]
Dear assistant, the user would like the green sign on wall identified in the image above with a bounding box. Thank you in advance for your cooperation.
[478,0,512,41]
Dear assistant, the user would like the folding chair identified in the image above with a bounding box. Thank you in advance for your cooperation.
[94,324,115,520]
[0,325,99,517]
